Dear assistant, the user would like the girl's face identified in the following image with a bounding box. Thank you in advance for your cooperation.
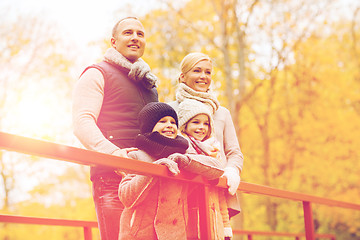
[180,60,212,92]
[152,116,178,139]
[185,114,210,141]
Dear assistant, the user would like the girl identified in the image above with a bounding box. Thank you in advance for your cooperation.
[118,102,224,240]
[178,98,233,240]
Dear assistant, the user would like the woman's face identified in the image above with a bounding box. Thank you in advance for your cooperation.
[152,116,178,139]
[180,60,212,92]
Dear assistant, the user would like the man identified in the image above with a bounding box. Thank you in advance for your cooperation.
[72,17,158,240]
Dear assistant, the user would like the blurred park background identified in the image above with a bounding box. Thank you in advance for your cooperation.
[1,0,360,239]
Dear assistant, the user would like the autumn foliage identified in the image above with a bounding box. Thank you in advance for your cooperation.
[1,0,360,239]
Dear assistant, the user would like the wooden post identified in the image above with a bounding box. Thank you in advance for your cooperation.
[303,201,315,240]
[198,185,211,240]
[83,226,92,240]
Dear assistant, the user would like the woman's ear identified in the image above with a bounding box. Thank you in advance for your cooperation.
[179,73,185,83]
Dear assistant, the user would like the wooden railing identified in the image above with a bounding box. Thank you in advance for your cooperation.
[1,132,360,239]
[233,230,336,240]
[0,214,337,240]
[0,214,97,240]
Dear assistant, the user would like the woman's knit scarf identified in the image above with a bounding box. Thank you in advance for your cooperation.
[104,48,157,89]
[175,83,220,114]
[135,131,189,159]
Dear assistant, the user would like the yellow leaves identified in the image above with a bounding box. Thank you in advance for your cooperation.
[0,199,98,240]
[1,0,360,238]
[235,13,360,232]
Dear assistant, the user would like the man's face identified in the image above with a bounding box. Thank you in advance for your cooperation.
[111,19,146,63]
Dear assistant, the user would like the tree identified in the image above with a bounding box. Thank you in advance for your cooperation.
[139,0,360,237]
[0,10,96,240]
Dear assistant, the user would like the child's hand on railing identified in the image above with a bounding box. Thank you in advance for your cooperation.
[168,153,191,169]
[154,158,180,175]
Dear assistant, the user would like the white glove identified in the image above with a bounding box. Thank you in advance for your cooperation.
[154,158,180,175]
[224,227,233,239]
[222,167,240,195]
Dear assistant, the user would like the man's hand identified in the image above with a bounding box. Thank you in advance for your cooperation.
[112,147,138,158]
[113,148,138,177]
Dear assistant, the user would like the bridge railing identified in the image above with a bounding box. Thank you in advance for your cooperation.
[0,214,337,240]
[233,230,336,240]
[0,214,97,240]
[1,131,359,239]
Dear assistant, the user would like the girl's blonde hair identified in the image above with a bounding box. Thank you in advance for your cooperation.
[179,52,212,77]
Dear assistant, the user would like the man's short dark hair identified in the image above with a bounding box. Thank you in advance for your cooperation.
[112,17,139,37]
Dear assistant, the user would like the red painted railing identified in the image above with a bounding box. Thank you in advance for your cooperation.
[0,214,336,240]
[0,214,97,240]
[1,132,359,239]
[233,230,336,240]
[0,214,337,240]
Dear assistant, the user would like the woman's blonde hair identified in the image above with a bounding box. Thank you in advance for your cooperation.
[180,52,212,75]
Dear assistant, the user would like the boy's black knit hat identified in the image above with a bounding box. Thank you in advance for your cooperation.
[138,102,179,134]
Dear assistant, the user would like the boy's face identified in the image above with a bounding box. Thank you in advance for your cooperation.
[152,116,178,139]
[185,114,210,141]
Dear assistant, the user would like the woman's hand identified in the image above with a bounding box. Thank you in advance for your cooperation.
[222,167,240,195]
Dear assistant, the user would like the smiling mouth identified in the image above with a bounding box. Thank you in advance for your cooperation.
[128,45,139,49]
[193,132,205,140]
[195,81,208,85]
[163,131,175,135]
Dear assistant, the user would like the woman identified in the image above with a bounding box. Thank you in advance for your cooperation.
[168,52,244,217]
